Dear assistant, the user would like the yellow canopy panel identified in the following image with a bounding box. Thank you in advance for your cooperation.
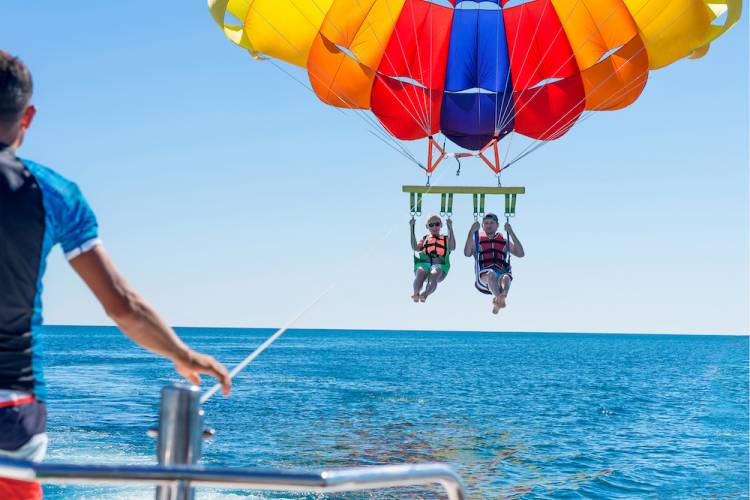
[244,0,334,67]
[691,0,743,59]
[625,0,714,69]
[208,0,334,66]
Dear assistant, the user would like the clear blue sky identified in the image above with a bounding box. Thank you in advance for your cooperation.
[3,2,748,334]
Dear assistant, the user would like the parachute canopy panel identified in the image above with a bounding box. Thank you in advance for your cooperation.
[210,0,741,152]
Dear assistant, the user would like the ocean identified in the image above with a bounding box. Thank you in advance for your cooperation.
[37,326,747,499]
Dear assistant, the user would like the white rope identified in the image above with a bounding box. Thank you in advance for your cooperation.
[200,164,449,405]
[201,283,335,404]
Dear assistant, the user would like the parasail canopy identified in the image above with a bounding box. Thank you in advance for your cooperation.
[209,0,740,155]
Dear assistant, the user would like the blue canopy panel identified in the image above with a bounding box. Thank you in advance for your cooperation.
[440,4,514,151]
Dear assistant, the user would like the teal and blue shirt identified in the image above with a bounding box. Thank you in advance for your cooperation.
[0,144,99,402]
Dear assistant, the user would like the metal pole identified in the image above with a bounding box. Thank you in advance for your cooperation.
[155,384,203,500]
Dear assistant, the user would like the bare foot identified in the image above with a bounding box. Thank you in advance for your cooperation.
[419,293,428,303]
[411,293,420,303]
[492,299,501,315]
[496,294,507,309]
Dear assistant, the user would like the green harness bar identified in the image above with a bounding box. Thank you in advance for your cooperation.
[404,185,525,218]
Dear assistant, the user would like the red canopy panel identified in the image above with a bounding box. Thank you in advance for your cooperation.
[502,0,585,140]
[371,0,454,140]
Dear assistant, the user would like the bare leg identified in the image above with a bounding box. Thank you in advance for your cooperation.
[481,271,503,314]
[421,268,445,301]
[412,268,427,302]
[498,274,512,308]
[485,273,502,297]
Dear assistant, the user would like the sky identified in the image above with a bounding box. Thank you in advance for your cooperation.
[2,1,748,334]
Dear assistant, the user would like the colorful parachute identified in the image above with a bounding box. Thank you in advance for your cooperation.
[209,0,740,153]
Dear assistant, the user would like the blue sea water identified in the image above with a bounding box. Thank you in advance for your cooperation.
[37,327,748,499]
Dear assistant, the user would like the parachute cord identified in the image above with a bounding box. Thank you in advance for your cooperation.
[455,156,462,177]
[503,0,706,169]
[503,69,650,171]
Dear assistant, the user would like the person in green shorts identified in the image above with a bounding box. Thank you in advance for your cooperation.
[410,215,456,302]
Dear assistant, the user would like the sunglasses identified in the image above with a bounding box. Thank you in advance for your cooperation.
[428,222,442,228]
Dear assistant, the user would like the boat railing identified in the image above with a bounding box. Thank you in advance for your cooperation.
[0,384,468,499]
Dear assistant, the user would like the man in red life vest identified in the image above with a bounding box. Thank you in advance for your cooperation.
[410,215,456,302]
[464,213,525,314]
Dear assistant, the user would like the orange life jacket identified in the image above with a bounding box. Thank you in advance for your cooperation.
[422,235,447,258]
[478,232,508,269]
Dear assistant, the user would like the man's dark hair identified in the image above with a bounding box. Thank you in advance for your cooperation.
[0,50,33,126]
[483,213,499,223]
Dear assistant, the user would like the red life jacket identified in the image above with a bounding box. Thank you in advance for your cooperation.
[422,235,447,258]
[478,231,508,269]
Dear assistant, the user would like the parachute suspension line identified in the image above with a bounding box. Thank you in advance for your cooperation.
[492,7,502,139]
[504,8,668,172]
[495,0,626,135]
[266,59,410,163]
[265,60,395,154]
[382,0,433,131]
[496,0,650,137]
[501,131,517,170]
[505,63,650,166]
[247,3,424,169]
[506,57,654,169]
[429,1,434,135]
[495,1,527,133]
[504,71,651,169]
[501,0,707,169]
[494,0,554,135]
[349,0,432,134]
[334,0,428,132]
[505,75,647,169]
[495,0,533,132]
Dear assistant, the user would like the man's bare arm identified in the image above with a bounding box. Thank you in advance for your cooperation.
[69,245,231,395]
[410,219,419,251]
[464,222,479,257]
[505,223,525,258]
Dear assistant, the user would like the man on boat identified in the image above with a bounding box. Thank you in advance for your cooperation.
[410,214,456,302]
[0,50,231,499]
[464,213,525,314]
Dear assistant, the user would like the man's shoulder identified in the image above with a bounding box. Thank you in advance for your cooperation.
[19,158,83,203]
